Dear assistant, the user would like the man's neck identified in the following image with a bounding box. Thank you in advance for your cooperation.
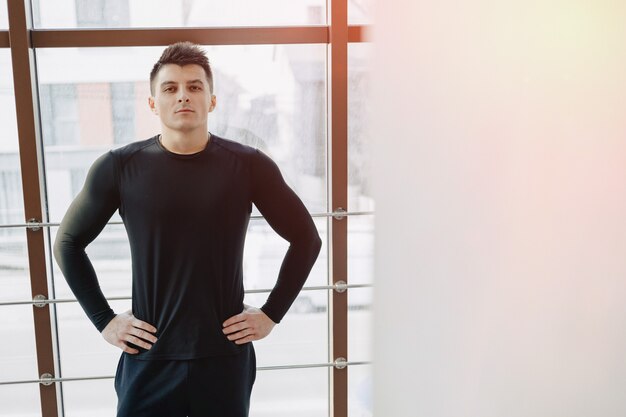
[159,128,211,155]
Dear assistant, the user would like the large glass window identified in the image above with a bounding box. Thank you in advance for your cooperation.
[3,0,371,414]
[38,43,330,415]
[32,0,327,28]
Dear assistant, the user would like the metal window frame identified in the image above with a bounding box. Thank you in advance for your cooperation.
[3,0,370,415]
[328,2,350,417]
[0,25,365,48]
[7,0,59,415]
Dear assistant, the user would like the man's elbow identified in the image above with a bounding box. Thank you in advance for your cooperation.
[292,225,322,255]
[52,232,66,266]
[309,228,323,258]
[52,231,78,266]
[313,231,322,253]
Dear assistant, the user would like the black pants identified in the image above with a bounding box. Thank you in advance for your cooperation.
[114,343,256,417]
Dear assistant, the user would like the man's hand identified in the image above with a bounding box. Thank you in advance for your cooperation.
[101,309,158,354]
[222,305,276,344]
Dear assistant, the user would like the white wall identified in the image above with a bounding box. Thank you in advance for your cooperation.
[371,1,626,416]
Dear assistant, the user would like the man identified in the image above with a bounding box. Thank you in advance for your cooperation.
[53,41,322,417]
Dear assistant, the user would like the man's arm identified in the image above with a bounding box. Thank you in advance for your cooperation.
[53,151,121,333]
[223,148,322,344]
[250,149,323,322]
[54,151,158,354]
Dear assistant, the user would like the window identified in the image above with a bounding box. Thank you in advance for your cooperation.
[38,45,330,416]
[1,2,371,416]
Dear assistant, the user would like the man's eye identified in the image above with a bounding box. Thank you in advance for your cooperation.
[164,87,174,92]
[191,86,201,90]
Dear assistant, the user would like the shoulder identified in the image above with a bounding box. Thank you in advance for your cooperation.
[211,134,279,168]
[109,135,157,165]
[210,133,258,160]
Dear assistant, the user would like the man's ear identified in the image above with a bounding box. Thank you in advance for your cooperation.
[148,96,158,115]
[208,95,217,113]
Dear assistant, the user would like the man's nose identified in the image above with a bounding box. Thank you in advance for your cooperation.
[177,92,190,102]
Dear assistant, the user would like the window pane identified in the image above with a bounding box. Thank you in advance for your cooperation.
[348,214,373,285]
[51,223,132,377]
[0,305,39,382]
[348,43,373,213]
[49,224,131,303]
[0,50,24,224]
[246,290,328,367]
[246,217,327,292]
[348,287,372,362]
[56,299,130,378]
[251,367,329,417]
[43,45,329,407]
[32,0,327,29]
[244,217,328,364]
[62,379,117,417]
[349,364,373,417]
[349,0,374,25]
[0,383,42,417]
[37,45,327,222]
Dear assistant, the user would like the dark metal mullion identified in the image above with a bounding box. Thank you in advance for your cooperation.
[1,24,370,49]
[329,0,349,416]
[32,26,329,47]
[7,0,58,416]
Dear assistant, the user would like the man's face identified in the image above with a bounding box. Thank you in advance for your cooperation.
[148,63,216,133]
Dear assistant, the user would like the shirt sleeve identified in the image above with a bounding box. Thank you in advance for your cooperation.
[53,150,121,333]
[250,148,323,324]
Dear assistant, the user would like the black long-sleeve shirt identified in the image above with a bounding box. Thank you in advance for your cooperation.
[53,133,322,360]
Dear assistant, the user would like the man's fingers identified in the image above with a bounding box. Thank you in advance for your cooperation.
[134,319,157,334]
[126,334,154,350]
[119,342,139,354]
[226,329,254,341]
[222,321,248,335]
[234,335,255,345]
[130,327,158,343]
[223,313,246,328]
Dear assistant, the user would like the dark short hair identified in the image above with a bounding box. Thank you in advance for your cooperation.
[149,41,214,95]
